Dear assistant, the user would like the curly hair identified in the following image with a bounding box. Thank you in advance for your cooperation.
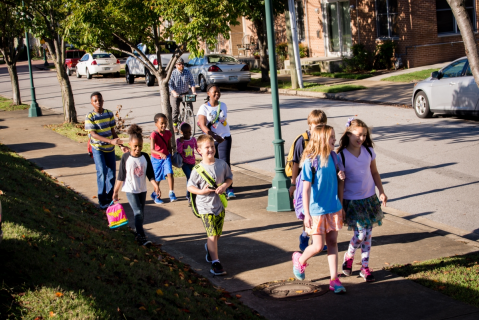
[127,124,143,142]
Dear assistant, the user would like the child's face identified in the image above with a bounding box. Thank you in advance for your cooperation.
[155,118,168,132]
[328,129,336,150]
[207,86,221,101]
[182,126,192,140]
[129,138,143,157]
[198,140,215,160]
[91,95,103,112]
[347,127,368,148]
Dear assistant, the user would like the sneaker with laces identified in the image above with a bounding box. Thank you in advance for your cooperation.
[136,235,152,247]
[169,191,178,202]
[150,192,164,204]
[360,267,375,282]
[227,189,236,199]
[342,254,354,276]
[210,262,227,275]
[205,243,212,263]
[292,252,308,280]
[299,234,310,252]
[329,278,346,294]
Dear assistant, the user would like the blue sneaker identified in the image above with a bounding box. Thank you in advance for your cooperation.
[169,191,178,202]
[299,234,310,252]
[323,245,328,251]
[227,189,236,199]
[150,192,164,204]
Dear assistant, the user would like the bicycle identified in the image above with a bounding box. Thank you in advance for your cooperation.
[177,93,196,136]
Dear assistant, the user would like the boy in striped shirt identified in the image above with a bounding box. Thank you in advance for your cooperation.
[85,92,128,209]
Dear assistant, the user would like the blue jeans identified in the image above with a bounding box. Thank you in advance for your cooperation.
[92,148,116,206]
[215,135,233,189]
[126,192,147,237]
[182,163,195,199]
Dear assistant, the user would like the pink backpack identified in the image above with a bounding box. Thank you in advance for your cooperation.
[105,201,128,229]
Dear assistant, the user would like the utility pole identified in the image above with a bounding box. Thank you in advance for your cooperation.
[265,0,294,212]
[285,10,298,89]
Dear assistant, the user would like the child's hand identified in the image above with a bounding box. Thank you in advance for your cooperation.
[303,213,312,229]
[216,183,227,195]
[338,170,345,181]
[289,185,296,198]
[154,185,160,197]
[201,185,215,195]
[341,208,346,222]
[110,138,122,146]
[379,193,388,206]
[112,192,119,202]
[159,152,167,159]
[120,145,130,153]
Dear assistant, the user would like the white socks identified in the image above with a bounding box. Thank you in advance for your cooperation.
[212,259,220,264]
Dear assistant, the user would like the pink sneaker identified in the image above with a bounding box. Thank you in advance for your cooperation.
[329,277,346,294]
[360,267,375,282]
[342,254,354,276]
[292,252,308,280]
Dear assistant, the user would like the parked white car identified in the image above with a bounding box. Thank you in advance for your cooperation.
[76,52,121,79]
[125,42,190,86]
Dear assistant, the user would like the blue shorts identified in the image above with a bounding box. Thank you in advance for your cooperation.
[151,154,173,181]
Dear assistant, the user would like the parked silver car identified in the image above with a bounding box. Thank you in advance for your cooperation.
[413,57,479,118]
[187,54,251,92]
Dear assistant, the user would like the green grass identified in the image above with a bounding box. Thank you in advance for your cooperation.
[0,96,29,111]
[381,68,440,83]
[248,79,366,93]
[250,68,261,73]
[0,143,263,319]
[387,252,479,308]
[44,123,186,177]
[308,72,374,80]
[120,68,126,76]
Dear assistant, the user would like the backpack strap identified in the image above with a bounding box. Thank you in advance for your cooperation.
[155,131,168,148]
[301,131,309,149]
[365,146,373,158]
[194,164,218,189]
[330,151,339,172]
[209,101,222,124]
[340,150,345,169]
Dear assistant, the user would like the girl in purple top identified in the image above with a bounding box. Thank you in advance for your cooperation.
[177,123,198,205]
[337,118,387,283]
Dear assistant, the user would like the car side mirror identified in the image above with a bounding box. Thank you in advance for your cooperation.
[431,71,439,79]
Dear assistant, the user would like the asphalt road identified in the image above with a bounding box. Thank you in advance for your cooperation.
[2,61,479,236]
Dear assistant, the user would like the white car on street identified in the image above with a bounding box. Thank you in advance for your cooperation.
[76,52,121,79]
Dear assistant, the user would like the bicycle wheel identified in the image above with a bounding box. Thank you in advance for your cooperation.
[177,103,185,125]
[185,104,196,136]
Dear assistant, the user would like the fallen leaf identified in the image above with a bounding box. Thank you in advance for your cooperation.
[182,309,190,313]
[156,289,163,296]
[164,284,169,287]
[219,297,226,301]
[225,302,233,306]
[92,196,97,198]
[44,208,51,213]
[384,262,390,265]
[174,293,179,298]
[139,306,146,311]
[235,294,242,298]
[438,286,446,290]
[34,317,43,320]
[134,259,138,262]
[55,292,63,297]
[54,195,59,198]
[188,280,192,284]
[289,277,295,281]
[130,262,134,266]
[413,261,420,263]
[123,257,130,261]
[74,197,78,200]
[295,290,303,293]
[194,292,200,296]
[49,311,55,317]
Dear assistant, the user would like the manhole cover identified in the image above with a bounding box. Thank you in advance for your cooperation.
[252,279,328,301]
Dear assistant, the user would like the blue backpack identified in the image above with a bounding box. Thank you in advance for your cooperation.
[293,151,341,220]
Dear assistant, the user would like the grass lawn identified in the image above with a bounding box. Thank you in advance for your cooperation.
[249,79,366,93]
[381,68,440,83]
[387,252,479,308]
[0,143,262,319]
[44,123,186,178]
[308,72,374,80]
[0,96,29,111]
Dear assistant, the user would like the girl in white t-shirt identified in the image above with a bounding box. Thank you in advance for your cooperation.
[112,124,159,246]
[337,118,387,282]
[197,83,235,199]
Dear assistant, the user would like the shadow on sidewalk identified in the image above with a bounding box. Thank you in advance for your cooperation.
[6,142,56,153]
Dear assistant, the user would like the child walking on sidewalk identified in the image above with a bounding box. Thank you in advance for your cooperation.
[292,125,346,294]
[150,113,177,204]
[187,135,233,276]
[338,118,387,282]
[112,124,159,246]
[177,122,198,205]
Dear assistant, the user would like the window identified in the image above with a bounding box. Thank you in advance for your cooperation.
[295,0,306,41]
[436,0,476,34]
[376,0,398,38]
[92,53,112,59]
[207,55,238,63]
[441,59,467,78]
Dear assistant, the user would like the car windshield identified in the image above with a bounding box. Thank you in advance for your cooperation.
[66,51,85,59]
[207,55,238,63]
[92,53,112,59]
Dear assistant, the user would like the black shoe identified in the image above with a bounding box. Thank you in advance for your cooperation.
[210,262,226,276]
[137,235,152,247]
[205,243,212,263]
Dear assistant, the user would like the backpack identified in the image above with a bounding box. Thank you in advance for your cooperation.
[285,131,309,177]
[293,151,340,220]
[190,164,228,218]
[338,146,372,169]
[105,201,128,229]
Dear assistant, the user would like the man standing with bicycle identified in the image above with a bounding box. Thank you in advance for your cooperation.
[169,58,197,134]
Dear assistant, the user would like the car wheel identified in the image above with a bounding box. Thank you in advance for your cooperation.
[86,68,92,79]
[414,92,433,118]
[199,75,207,92]
[125,67,134,84]
[76,69,81,78]
[66,66,72,76]
[145,70,155,87]
[115,72,120,78]
[237,83,248,91]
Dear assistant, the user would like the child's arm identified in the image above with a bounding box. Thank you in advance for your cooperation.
[89,130,122,146]
[167,138,173,154]
[111,128,129,153]
[144,153,160,196]
[302,181,313,229]
[187,184,215,195]
[371,159,387,206]
[215,178,232,195]
[150,137,166,159]
[338,179,345,221]
[112,180,123,201]
[289,162,300,197]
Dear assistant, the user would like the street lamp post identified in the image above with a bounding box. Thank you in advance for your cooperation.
[23,1,41,117]
[264,0,293,212]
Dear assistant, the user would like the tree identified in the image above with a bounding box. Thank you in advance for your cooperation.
[242,0,288,82]
[67,0,244,148]
[2,0,79,122]
[0,2,24,105]
[447,0,479,88]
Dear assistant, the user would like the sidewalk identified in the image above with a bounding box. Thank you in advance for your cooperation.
[1,109,479,319]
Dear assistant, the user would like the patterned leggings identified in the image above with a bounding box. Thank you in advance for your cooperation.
[346,227,373,268]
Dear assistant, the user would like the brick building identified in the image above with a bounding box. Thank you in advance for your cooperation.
[214,0,477,68]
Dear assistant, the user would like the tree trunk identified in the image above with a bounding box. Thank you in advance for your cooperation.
[158,76,177,152]
[447,0,479,88]
[6,62,21,105]
[285,10,298,89]
[254,19,270,82]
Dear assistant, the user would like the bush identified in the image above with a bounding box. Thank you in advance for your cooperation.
[374,40,397,69]
[299,43,308,58]
[276,42,288,59]
[343,43,374,72]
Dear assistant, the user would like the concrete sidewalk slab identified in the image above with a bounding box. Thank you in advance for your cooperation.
[1,109,479,319]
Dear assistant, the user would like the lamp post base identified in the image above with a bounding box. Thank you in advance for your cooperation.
[266,139,294,212]
[28,102,42,117]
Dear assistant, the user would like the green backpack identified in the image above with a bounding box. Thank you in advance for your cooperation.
[190,164,228,218]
